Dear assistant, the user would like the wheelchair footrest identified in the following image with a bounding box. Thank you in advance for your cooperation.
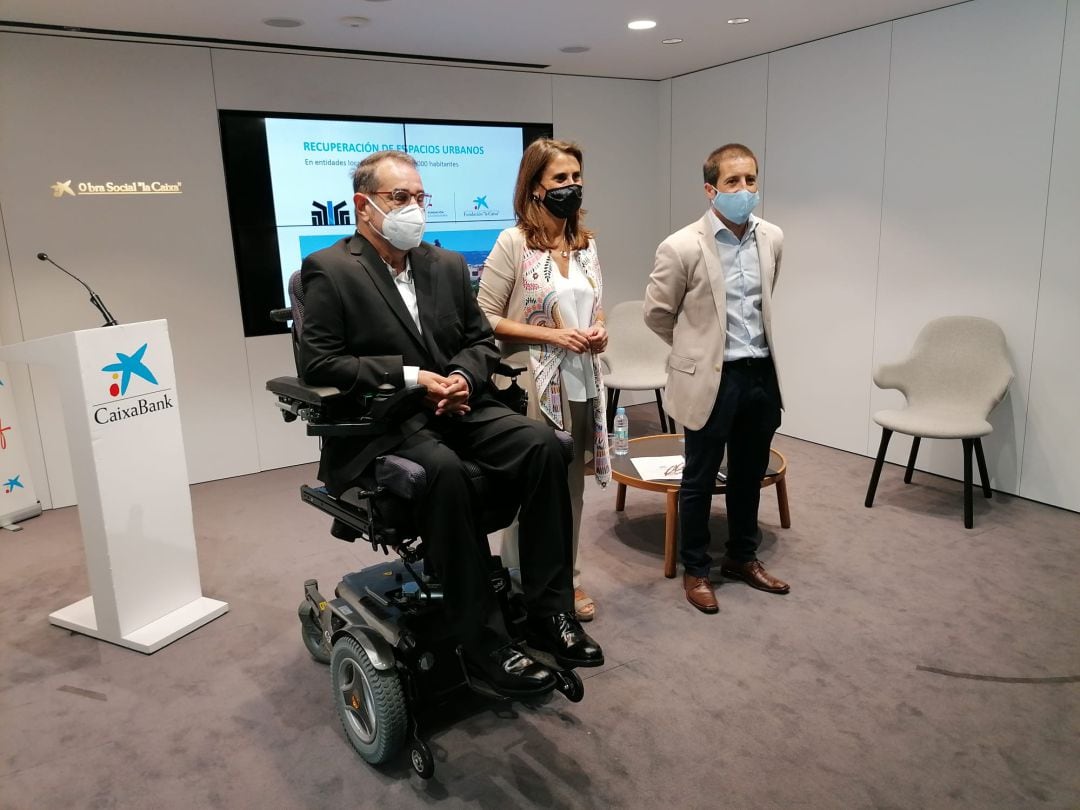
[302,485,371,540]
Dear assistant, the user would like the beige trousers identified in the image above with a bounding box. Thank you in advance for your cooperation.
[499,398,592,590]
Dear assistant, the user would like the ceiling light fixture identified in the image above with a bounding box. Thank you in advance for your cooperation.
[262,17,304,28]
[339,16,370,28]
[627,20,657,31]
[560,45,590,53]
[661,38,684,45]
[727,17,750,25]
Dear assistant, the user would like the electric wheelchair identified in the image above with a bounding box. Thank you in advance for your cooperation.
[266,273,584,779]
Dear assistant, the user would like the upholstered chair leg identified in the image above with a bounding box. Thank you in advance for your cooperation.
[654,389,669,433]
[865,428,893,508]
[973,438,992,499]
[962,438,975,529]
[607,388,620,432]
[904,436,921,483]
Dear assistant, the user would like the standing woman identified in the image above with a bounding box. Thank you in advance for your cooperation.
[478,138,610,622]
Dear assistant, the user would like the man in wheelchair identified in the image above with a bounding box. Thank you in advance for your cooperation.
[298,150,603,699]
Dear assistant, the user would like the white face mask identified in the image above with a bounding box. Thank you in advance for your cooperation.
[365,197,426,250]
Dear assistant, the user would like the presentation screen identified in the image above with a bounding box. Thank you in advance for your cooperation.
[219,111,551,337]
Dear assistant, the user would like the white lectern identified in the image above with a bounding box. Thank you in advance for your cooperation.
[0,320,228,653]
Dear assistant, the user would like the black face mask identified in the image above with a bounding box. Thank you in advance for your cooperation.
[539,184,583,219]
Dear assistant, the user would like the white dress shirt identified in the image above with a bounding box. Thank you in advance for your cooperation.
[384,257,423,386]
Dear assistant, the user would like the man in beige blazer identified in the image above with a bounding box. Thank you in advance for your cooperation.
[644,143,790,614]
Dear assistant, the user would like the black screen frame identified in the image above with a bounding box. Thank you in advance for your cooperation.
[218,110,553,337]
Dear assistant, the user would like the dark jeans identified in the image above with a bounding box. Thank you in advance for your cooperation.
[679,357,782,577]
[383,406,575,651]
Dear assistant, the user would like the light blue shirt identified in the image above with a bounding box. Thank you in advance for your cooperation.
[709,209,770,361]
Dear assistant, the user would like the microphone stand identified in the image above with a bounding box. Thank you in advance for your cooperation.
[36,253,118,327]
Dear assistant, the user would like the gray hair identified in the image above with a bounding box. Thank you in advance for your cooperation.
[352,150,417,194]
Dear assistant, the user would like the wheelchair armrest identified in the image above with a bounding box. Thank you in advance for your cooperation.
[367,384,427,421]
[267,375,342,407]
[269,307,293,324]
[495,361,526,380]
[306,384,428,438]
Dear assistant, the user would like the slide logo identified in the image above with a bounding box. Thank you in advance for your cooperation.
[311,200,351,227]
[3,474,23,494]
[464,192,500,219]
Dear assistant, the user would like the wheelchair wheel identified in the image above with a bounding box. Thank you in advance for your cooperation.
[554,669,584,703]
[409,739,435,779]
[298,601,331,665]
[331,636,407,765]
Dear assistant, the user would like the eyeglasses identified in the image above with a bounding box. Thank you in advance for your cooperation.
[371,189,432,206]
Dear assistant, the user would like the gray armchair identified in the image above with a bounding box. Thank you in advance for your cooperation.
[600,300,673,433]
[864,316,1013,528]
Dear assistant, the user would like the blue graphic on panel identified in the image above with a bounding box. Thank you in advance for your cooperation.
[299,234,349,260]
[311,200,351,227]
[299,228,504,267]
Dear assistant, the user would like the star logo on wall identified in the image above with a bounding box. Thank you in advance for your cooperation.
[101,343,158,396]
[3,475,22,493]
[473,195,488,209]
[51,180,76,198]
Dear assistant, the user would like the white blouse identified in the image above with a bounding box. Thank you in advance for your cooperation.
[551,254,598,402]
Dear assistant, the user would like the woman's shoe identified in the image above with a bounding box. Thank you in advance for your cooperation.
[574,588,596,622]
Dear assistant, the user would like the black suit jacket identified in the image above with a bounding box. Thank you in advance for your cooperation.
[299,233,503,492]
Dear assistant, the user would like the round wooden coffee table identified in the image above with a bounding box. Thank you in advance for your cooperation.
[610,434,790,579]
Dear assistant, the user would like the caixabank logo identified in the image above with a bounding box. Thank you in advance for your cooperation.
[463,193,501,219]
[93,343,175,425]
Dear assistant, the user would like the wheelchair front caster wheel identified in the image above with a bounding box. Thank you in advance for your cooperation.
[554,669,584,703]
[409,740,435,779]
[298,601,331,665]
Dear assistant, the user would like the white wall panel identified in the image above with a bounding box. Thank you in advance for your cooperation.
[1021,0,1080,511]
[211,50,553,124]
[872,0,1067,494]
[551,76,669,409]
[765,25,892,453]
[0,34,261,505]
[669,57,768,232]
[553,76,665,307]
[245,335,319,472]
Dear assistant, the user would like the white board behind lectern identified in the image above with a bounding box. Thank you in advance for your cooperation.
[0,319,228,653]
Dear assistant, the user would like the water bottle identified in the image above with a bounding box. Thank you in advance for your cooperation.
[613,407,630,455]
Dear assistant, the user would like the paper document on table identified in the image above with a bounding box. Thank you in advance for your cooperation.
[631,455,686,481]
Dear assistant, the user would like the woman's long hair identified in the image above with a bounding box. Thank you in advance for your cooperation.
[513,138,593,251]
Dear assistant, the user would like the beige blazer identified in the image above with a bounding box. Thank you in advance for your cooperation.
[643,212,784,431]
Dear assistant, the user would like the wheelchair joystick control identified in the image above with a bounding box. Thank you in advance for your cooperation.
[375,372,395,401]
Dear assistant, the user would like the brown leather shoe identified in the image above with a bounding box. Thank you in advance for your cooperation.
[683,574,719,613]
[720,559,790,594]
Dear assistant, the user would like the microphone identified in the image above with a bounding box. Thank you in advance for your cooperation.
[36,252,118,327]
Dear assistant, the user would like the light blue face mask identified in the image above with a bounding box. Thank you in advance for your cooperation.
[710,188,759,224]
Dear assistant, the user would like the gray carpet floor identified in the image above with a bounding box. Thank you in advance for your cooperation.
[2,404,1078,810]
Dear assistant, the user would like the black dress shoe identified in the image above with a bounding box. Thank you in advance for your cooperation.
[464,645,556,698]
[527,612,605,669]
